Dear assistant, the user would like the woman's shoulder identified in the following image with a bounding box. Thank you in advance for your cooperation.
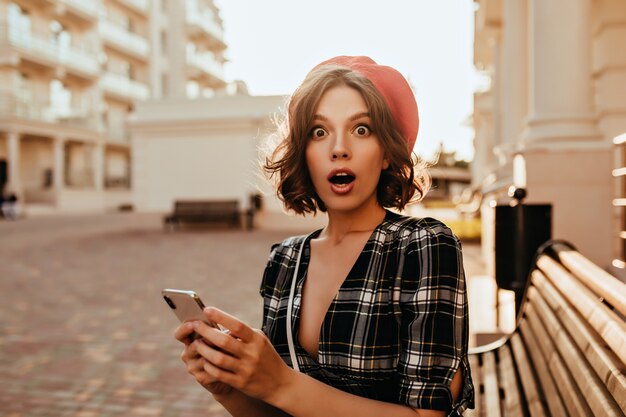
[383,210,460,245]
[266,231,317,264]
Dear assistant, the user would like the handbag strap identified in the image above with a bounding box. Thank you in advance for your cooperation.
[286,236,307,372]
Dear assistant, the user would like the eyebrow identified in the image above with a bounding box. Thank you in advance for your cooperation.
[313,112,371,122]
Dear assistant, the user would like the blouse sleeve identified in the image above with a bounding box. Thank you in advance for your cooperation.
[394,224,469,411]
[259,243,280,333]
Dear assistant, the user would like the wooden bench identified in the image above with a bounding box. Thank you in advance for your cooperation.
[164,200,243,229]
[468,241,626,416]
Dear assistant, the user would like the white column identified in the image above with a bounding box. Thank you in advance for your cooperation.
[523,0,600,144]
[149,0,161,99]
[501,0,528,149]
[6,131,22,199]
[53,137,65,192]
[492,35,503,151]
[93,142,104,191]
[168,0,187,99]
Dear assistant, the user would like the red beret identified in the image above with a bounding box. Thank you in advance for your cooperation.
[313,56,419,151]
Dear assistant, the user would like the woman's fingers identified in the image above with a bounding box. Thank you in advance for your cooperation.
[174,322,195,345]
[203,307,256,342]
[181,343,221,384]
[203,357,238,387]
[194,339,239,372]
[192,321,245,358]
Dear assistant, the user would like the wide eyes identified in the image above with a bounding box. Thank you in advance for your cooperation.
[311,127,327,139]
[353,124,371,137]
[309,124,372,139]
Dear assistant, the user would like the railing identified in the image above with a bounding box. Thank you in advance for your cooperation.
[613,132,626,269]
[186,52,225,80]
[185,10,225,45]
[0,23,100,76]
[118,0,149,14]
[62,0,102,18]
[98,20,149,59]
[101,72,150,101]
[0,91,98,131]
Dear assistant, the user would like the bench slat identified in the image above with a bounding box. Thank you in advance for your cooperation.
[518,310,567,417]
[557,250,626,317]
[534,269,626,414]
[466,355,482,417]
[537,256,626,374]
[482,351,502,417]
[523,302,591,417]
[528,281,623,417]
[496,344,523,417]
[509,332,547,417]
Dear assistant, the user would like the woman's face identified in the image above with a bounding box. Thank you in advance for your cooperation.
[305,84,389,215]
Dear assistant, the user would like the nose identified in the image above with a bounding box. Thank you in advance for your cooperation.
[331,133,351,160]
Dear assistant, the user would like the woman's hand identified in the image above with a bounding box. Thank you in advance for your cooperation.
[174,321,234,397]
[190,307,294,404]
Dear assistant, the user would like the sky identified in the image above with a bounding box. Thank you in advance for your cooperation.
[214,0,485,161]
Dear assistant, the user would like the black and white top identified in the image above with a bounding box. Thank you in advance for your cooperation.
[259,210,475,415]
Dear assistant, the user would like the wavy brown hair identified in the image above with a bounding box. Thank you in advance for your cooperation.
[263,65,430,215]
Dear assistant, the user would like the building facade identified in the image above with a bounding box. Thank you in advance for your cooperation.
[0,0,227,213]
[472,0,626,274]
[128,93,332,232]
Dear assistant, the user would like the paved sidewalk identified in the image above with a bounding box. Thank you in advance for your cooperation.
[0,213,493,417]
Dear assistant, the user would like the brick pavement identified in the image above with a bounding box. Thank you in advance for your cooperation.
[0,213,492,417]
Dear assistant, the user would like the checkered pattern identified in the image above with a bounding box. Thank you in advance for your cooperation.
[260,210,475,414]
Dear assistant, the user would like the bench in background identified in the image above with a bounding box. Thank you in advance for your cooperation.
[468,241,626,417]
[164,200,244,230]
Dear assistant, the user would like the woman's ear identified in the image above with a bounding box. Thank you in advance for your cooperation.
[382,157,390,170]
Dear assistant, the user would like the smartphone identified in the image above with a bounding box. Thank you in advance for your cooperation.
[161,289,219,329]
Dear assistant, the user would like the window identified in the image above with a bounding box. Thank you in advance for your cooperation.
[50,80,71,117]
[8,3,31,41]
[50,20,71,53]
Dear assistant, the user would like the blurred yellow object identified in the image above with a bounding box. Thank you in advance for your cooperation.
[442,218,482,241]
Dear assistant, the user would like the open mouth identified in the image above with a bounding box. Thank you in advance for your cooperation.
[329,173,355,185]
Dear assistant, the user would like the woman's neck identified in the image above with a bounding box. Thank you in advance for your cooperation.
[321,201,387,245]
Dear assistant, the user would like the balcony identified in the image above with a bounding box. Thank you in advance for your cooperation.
[101,72,150,102]
[0,90,98,131]
[112,0,149,15]
[185,11,226,51]
[98,20,149,60]
[186,52,226,87]
[0,24,100,79]
[56,0,102,22]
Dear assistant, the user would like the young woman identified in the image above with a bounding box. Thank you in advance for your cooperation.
[175,56,474,417]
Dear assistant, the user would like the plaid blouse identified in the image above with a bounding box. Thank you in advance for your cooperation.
[259,210,475,415]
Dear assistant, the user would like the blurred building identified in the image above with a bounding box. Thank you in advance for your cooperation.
[471,0,626,274]
[423,144,471,206]
[0,0,227,213]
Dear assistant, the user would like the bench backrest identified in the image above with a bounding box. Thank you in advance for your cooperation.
[521,250,626,416]
[470,246,626,417]
[173,200,239,214]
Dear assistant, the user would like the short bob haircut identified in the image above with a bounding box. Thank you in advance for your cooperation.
[263,65,430,215]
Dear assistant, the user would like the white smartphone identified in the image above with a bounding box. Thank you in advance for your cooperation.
[161,288,219,329]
